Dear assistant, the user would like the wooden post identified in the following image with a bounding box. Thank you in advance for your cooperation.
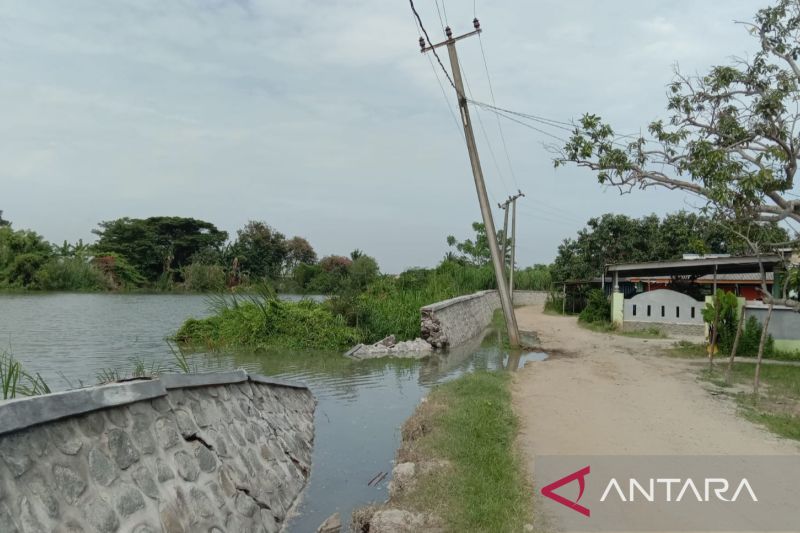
[754,303,774,395]
[726,306,746,385]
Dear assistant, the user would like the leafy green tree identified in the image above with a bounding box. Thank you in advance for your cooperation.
[0,227,52,287]
[92,217,227,283]
[228,221,287,281]
[285,236,317,272]
[556,0,800,309]
[0,211,9,227]
[551,212,788,282]
[447,222,506,266]
[348,255,380,290]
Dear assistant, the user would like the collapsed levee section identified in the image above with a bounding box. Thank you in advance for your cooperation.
[0,371,315,533]
[420,290,546,349]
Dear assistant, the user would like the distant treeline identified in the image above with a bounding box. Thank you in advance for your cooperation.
[0,213,551,297]
[0,213,386,293]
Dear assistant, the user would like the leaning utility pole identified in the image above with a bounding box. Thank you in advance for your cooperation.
[508,190,525,295]
[421,20,520,347]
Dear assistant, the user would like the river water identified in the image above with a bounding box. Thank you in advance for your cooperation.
[0,293,544,531]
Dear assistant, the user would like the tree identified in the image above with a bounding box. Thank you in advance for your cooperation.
[551,212,787,282]
[0,226,52,287]
[349,255,380,290]
[285,237,317,272]
[556,0,800,309]
[92,217,227,282]
[447,222,506,266]
[0,211,9,227]
[227,221,286,281]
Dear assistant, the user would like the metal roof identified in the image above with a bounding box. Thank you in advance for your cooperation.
[606,255,783,277]
[625,272,774,283]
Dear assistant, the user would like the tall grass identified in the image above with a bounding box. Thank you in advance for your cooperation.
[1,350,50,399]
[352,263,497,342]
[176,288,361,351]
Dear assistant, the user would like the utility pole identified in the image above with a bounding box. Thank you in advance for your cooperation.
[421,19,520,347]
[498,199,511,272]
[509,190,525,295]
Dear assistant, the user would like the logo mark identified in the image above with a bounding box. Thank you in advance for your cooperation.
[541,465,591,517]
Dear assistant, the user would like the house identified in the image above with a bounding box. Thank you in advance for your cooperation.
[602,255,800,352]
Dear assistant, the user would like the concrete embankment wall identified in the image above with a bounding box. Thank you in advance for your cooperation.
[0,370,314,533]
[421,290,547,348]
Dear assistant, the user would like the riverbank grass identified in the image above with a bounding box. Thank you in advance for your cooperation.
[175,297,361,351]
[397,371,533,532]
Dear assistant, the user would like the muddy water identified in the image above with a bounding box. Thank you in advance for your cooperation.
[0,293,545,531]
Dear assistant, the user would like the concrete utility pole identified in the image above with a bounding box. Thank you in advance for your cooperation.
[498,199,511,272]
[421,20,520,347]
[506,190,525,295]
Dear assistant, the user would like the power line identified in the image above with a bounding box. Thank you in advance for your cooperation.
[515,198,586,224]
[480,105,571,143]
[478,32,520,190]
[470,100,574,130]
[433,0,446,34]
[408,0,455,89]
[460,58,512,195]
[440,0,449,26]
[409,10,461,135]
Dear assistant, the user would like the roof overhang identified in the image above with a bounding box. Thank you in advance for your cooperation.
[606,255,783,277]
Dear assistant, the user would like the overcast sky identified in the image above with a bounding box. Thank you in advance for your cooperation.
[0,0,776,273]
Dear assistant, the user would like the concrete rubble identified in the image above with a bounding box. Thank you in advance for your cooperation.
[345,336,432,359]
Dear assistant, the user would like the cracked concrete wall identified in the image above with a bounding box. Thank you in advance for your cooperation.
[420,290,546,348]
[0,373,314,533]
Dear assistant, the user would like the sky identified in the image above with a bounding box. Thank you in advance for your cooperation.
[0,0,776,273]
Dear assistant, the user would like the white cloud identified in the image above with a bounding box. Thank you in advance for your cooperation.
[0,0,771,272]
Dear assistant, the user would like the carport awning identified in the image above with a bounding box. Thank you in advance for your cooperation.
[606,255,783,278]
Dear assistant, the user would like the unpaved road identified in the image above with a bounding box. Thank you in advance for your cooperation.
[512,305,800,532]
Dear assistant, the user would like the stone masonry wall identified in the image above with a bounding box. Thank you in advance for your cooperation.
[0,371,315,533]
[420,290,546,348]
[622,320,705,337]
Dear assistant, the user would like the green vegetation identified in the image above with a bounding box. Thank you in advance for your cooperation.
[555,0,800,311]
[550,212,787,284]
[699,290,777,358]
[0,350,50,399]
[578,289,611,325]
[175,292,361,351]
[704,364,800,441]
[171,221,554,351]
[620,327,666,339]
[95,347,195,385]
[396,371,532,532]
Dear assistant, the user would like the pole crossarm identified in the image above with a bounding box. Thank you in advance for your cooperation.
[421,28,482,53]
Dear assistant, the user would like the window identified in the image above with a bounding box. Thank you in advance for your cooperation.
[661,305,665,317]
[691,307,696,319]
[676,306,680,319]
[647,305,651,317]
[632,304,637,316]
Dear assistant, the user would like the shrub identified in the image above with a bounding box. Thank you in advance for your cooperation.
[5,253,48,287]
[175,297,361,351]
[92,253,147,289]
[737,315,775,357]
[34,256,108,291]
[180,262,226,292]
[578,289,610,324]
[702,290,739,353]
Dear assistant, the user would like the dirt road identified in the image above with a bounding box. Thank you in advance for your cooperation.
[512,305,800,457]
[513,306,800,532]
